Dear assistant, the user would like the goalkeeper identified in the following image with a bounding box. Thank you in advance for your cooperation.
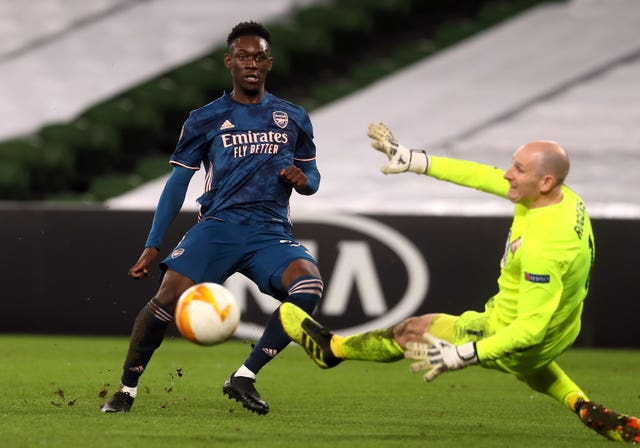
[279,123,639,444]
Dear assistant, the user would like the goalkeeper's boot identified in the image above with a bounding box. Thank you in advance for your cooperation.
[577,400,640,443]
[222,374,269,415]
[279,302,342,369]
[100,384,135,413]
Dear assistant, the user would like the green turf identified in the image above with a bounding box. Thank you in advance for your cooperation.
[0,334,637,447]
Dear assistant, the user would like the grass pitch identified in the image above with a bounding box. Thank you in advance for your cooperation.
[1,334,638,448]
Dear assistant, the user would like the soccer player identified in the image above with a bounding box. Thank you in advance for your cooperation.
[279,123,640,443]
[101,21,324,415]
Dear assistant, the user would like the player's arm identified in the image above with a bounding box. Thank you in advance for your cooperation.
[281,157,320,195]
[428,157,509,198]
[405,280,560,382]
[284,112,320,195]
[367,122,509,198]
[407,243,564,381]
[128,165,195,279]
[475,249,565,361]
[405,334,479,382]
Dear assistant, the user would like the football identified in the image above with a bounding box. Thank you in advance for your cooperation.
[175,282,241,346]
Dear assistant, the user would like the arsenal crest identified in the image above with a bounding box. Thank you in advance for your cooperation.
[273,111,288,128]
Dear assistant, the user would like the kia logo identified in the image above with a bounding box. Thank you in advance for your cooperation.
[225,214,429,339]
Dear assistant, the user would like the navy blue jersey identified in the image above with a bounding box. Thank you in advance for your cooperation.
[170,91,317,225]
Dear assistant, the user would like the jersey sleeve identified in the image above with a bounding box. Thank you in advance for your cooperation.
[144,165,195,249]
[475,240,566,361]
[294,158,320,195]
[292,110,319,194]
[293,110,316,162]
[427,156,510,198]
[169,114,208,170]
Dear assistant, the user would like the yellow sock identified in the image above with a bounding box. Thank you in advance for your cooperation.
[335,328,404,362]
[330,335,345,359]
[520,362,589,412]
[564,391,589,412]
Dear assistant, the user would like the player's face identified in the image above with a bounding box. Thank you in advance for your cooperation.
[503,145,546,207]
[225,35,272,100]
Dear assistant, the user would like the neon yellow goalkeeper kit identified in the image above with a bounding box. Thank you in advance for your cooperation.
[427,156,595,375]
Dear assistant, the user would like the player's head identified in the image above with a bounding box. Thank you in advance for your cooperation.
[224,21,273,101]
[226,21,271,47]
[503,140,569,208]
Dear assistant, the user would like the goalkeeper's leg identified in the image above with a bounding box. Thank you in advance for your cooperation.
[576,401,640,443]
[279,303,404,368]
[518,362,588,412]
[520,363,640,443]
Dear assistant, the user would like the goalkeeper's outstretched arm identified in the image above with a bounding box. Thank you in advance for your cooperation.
[367,122,429,174]
[367,122,509,198]
[405,333,479,382]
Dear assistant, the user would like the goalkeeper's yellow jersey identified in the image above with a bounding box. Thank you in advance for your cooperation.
[428,156,595,373]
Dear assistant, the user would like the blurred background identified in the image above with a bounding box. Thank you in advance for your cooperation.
[1,0,639,345]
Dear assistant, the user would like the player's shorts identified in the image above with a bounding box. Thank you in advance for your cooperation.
[161,218,317,299]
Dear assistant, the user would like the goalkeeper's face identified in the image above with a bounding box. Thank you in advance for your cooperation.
[504,143,553,208]
[504,141,566,209]
[225,35,273,98]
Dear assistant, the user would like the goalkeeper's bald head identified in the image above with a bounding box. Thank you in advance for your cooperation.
[526,140,570,186]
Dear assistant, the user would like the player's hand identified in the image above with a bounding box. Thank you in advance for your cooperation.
[128,246,159,279]
[367,122,397,158]
[280,166,307,192]
[405,333,478,382]
[367,122,429,175]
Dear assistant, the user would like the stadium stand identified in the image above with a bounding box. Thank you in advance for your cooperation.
[1,0,638,217]
[106,0,640,218]
[0,0,323,140]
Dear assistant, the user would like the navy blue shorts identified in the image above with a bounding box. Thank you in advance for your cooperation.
[161,218,317,299]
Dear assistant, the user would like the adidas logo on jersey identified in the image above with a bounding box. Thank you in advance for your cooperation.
[220,120,235,130]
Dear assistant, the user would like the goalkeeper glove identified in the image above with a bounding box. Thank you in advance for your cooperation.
[367,122,429,175]
[405,333,479,382]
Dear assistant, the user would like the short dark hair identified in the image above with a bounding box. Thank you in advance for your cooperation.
[227,21,271,47]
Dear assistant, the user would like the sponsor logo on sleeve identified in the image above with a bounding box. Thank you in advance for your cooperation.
[524,272,550,283]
